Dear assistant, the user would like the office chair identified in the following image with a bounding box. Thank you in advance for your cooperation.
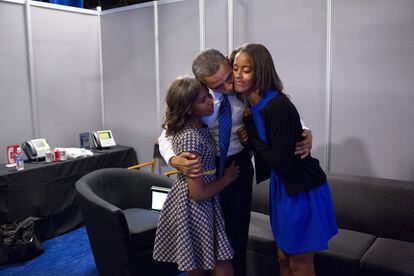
[75,168,176,276]
[128,143,178,177]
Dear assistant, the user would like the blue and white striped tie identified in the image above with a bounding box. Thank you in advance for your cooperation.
[218,94,232,176]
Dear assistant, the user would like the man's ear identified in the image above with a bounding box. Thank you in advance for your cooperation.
[225,57,231,66]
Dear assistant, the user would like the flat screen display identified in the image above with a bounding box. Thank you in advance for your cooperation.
[151,186,171,211]
[34,140,45,147]
[98,131,111,140]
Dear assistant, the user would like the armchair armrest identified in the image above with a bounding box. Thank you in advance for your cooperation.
[128,160,156,173]
[163,170,179,177]
[76,180,121,213]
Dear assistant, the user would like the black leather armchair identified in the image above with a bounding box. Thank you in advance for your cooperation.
[75,168,176,276]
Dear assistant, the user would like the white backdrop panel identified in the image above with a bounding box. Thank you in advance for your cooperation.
[158,0,200,125]
[330,0,414,180]
[234,0,327,164]
[205,0,228,54]
[101,6,156,163]
[31,6,101,148]
[0,2,33,163]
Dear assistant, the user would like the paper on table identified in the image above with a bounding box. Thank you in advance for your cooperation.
[64,148,94,159]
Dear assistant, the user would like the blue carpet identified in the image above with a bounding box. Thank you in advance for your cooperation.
[0,227,98,275]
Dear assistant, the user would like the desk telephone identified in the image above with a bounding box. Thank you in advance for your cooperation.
[21,138,51,160]
[91,130,116,149]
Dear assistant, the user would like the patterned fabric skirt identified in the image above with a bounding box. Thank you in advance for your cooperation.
[153,176,234,271]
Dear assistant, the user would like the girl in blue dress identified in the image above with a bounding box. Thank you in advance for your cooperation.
[231,43,338,276]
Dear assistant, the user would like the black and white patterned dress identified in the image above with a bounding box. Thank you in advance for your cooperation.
[153,124,234,271]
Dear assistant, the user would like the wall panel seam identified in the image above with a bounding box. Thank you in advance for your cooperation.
[325,0,333,171]
[25,0,39,138]
[154,1,161,131]
[227,0,234,55]
[199,0,205,51]
[97,6,105,129]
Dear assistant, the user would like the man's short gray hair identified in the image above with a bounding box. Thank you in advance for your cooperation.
[192,48,226,82]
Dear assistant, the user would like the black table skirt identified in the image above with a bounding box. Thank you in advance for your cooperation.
[0,145,137,240]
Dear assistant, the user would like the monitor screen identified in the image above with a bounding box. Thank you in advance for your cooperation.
[151,186,171,211]
[33,140,45,147]
[98,131,110,140]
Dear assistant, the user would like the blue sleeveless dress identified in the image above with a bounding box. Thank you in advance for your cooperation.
[251,90,338,254]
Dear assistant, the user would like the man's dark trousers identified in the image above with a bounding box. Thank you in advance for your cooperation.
[217,149,254,276]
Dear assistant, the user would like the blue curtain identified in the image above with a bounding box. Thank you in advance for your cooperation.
[47,0,83,8]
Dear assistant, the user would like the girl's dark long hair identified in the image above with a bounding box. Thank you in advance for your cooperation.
[162,75,203,136]
[231,43,285,97]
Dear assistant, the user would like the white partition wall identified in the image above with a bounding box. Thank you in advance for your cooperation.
[31,6,101,149]
[0,1,101,164]
[101,4,156,163]
[158,0,200,118]
[0,2,33,163]
[330,0,414,180]
[205,0,228,54]
[234,0,327,164]
[1,0,414,181]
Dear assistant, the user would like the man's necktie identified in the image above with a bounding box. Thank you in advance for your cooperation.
[218,95,232,176]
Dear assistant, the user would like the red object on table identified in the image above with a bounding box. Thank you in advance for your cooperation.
[7,145,20,164]
[53,148,60,161]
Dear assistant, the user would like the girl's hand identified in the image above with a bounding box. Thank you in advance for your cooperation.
[243,108,251,117]
[237,126,249,145]
[223,161,240,183]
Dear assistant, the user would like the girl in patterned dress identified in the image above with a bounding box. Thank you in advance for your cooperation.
[153,75,239,276]
[232,43,338,276]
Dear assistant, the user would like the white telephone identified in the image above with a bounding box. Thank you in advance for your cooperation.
[91,130,116,149]
[21,138,51,160]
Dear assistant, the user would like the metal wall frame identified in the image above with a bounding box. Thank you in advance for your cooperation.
[1,0,99,139]
[2,0,336,171]
[325,0,333,171]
